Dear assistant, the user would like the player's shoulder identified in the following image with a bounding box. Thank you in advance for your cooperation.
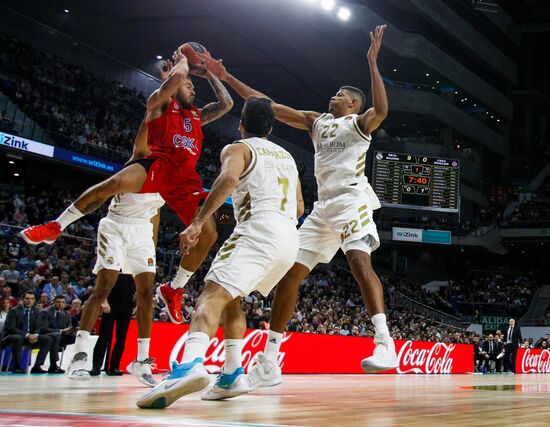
[313,112,334,126]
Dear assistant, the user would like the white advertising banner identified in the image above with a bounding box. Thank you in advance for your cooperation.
[392,227,422,242]
[0,132,55,158]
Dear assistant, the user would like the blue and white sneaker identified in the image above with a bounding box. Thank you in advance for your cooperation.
[127,358,158,388]
[201,367,250,400]
[136,358,211,409]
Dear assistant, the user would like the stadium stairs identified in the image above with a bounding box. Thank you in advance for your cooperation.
[0,92,53,143]
[521,284,550,326]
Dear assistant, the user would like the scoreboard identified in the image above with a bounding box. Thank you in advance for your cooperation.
[372,151,460,212]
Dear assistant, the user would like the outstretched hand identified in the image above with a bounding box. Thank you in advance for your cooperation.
[159,59,173,81]
[179,222,202,255]
[367,25,387,63]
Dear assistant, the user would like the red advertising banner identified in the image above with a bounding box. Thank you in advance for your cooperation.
[516,348,550,373]
[118,321,473,374]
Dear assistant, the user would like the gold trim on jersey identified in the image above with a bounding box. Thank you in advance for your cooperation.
[238,141,258,180]
[312,113,328,130]
[352,117,371,142]
[238,192,252,223]
[356,152,367,177]
[217,234,240,261]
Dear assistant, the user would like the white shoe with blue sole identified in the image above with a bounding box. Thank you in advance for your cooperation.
[201,367,250,400]
[136,358,211,409]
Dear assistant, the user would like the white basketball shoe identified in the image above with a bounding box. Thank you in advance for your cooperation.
[201,367,250,400]
[67,351,91,381]
[127,358,158,387]
[361,334,399,373]
[246,354,282,390]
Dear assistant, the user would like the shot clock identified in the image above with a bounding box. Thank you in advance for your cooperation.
[372,151,460,212]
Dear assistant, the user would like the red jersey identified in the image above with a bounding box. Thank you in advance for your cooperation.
[146,99,203,171]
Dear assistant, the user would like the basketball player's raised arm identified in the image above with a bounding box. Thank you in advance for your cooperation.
[218,65,320,132]
[146,51,190,112]
[296,179,305,218]
[199,74,234,126]
[357,25,388,136]
[179,144,249,251]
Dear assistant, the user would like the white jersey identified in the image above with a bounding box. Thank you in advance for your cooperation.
[311,113,380,208]
[107,193,165,222]
[232,137,299,224]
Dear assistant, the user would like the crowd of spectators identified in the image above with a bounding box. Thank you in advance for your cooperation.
[0,32,144,162]
[372,272,537,319]
[0,186,543,346]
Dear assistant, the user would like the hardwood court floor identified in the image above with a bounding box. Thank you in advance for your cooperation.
[0,373,549,426]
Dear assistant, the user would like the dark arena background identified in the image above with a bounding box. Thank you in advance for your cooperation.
[0,1,550,426]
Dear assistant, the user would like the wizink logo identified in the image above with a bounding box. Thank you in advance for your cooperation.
[173,134,198,155]
[1,134,28,150]
[71,155,114,172]
[396,230,420,238]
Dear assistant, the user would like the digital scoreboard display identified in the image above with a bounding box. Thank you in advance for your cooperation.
[372,151,460,212]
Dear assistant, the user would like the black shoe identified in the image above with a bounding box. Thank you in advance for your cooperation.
[30,366,47,374]
[106,369,123,376]
[48,366,65,374]
[89,368,101,376]
[11,368,26,374]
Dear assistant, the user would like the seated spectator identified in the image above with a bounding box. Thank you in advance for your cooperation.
[1,286,18,308]
[40,295,76,373]
[0,298,11,334]
[18,270,40,297]
[42,275,64,299]
[7,237,21,259]
[17,252,36,275]
[0,291,54,373]
[1,260,21,297]
[534,334,549,348]
[35,292,50,310]
[68,298,82,326]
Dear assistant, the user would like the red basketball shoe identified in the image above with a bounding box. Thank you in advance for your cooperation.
[156,283,184,324]
[20,221,62,244]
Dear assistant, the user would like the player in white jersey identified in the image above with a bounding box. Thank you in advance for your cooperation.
[66,190,165,387]
[137,97,303,408]
[219,25,398,384]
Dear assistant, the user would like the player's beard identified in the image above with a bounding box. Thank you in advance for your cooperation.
[176,94,193,109]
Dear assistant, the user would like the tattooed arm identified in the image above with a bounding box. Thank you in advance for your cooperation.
[200,73,234,126]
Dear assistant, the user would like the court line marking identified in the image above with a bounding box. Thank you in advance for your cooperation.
[0,410,310,427]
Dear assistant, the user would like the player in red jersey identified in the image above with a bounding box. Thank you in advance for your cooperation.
[20,49,233,323]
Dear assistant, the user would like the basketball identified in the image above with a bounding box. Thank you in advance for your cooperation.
[179,42,210,75]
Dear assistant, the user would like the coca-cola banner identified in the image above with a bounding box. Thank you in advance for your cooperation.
[516,348,550,373]
[119,321,473,374]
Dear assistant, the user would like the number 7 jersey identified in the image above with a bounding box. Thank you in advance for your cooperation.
[312,113,377,202]
[232,137,299,225]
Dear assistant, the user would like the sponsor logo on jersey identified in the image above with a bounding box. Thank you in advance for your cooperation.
[345,115,353,120]
[174,103,180,110]
[191,110,198,116]
[106,257,114,265]
[147,258,154,267]
[173,134,198,155]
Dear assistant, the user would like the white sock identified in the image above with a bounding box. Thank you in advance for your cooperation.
[171,266,193,289]
[74,330,91,354]
[137,338,150,361]
[371,313,390,337]
[181,332,209,364]
[264,330,283,362]
[223,339,244,373]
[56,203,84,231]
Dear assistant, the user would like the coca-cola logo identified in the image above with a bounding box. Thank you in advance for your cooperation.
[169,329,292,373]
[396,341,456,374]
[520,349,550,373]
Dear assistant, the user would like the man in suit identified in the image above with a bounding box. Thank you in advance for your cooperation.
[0,291,54,373]
[504,318,523,373]
[481,334,499,373]
[40,295,77,373]
[91,274,135,376]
